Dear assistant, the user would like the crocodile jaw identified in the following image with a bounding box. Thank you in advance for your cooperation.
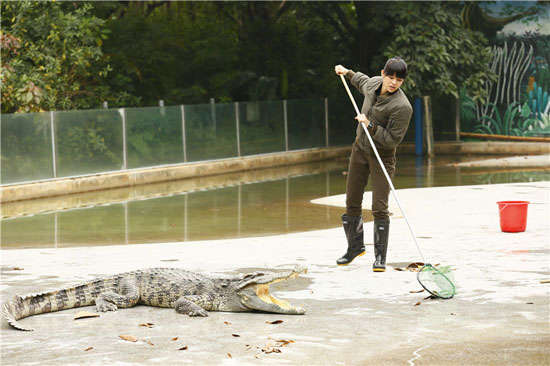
[237,268,306,315]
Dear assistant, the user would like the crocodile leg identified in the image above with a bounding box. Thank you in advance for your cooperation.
[95,277,140,312]
[174,296,209,317]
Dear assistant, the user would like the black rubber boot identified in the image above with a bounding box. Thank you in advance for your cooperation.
[336,214,365,266]
[372,219,390,272]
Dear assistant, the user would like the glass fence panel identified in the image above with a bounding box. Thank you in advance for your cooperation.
[185,103,238,162]
[1,98,353,185]
[328,95,357,147]
[239,100,285,156]
[126,106,183,168]
[1,112,53,184]
[287,99,325,150]
[55,109,123,177]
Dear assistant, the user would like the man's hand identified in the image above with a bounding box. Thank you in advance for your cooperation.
[334,65,349,75]
[355,114,377,136]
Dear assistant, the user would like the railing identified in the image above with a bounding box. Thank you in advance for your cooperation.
[1,98,359,185]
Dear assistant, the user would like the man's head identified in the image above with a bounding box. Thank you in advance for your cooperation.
[381,57,407,94]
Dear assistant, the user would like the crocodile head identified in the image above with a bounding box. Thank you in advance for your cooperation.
[235,266,307,315]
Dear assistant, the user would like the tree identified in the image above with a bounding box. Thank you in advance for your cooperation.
[99,1,341,104]
[217,1,339,101]
[0,1,138,113]
[97,1,241,105]
[308,1,400,76]
[383,2,495,102]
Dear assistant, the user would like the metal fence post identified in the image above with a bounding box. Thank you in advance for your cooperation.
[50,111,57,178]
[324,98,329,147]
[283,100,288,151]
[159,99,165,117]
[180,105,187,162]
[235,102,241,157]
[210,98,217,138]
[120,108,128,169]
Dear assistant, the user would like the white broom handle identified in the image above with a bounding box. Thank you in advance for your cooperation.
[339,74,425,262]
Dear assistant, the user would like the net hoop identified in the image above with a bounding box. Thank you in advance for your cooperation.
[416,263,456,299]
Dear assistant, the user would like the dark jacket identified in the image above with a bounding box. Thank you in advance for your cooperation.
[346,71,413,155]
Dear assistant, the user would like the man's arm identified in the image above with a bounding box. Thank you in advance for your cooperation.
[348,71,370,96]
[334,64,370,95]
[372,104,413,150]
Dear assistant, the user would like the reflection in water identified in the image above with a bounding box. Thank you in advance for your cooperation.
[1,167,349,249]
[415,156,424,188]
[2,156,549,249]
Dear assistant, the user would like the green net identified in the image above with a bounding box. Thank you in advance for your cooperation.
[417,264,456,299]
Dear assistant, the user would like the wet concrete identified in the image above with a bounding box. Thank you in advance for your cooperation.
[1,181,548,365]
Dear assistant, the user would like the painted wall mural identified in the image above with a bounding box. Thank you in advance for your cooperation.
[460,7,549,139]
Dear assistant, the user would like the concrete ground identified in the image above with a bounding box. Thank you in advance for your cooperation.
[1,181,549,365]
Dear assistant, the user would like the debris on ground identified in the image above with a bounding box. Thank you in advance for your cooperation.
[119,335,138,342]
[74,311,100,320]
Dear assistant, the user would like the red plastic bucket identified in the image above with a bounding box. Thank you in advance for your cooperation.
[497,201,529,232]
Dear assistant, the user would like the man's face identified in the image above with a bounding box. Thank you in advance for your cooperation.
[381,71,404,94]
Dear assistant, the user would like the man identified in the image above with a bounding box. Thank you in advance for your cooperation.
[334,57,412,272]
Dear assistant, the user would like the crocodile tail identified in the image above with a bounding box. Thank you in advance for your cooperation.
[2,296,33,331]
[3,282,102,331]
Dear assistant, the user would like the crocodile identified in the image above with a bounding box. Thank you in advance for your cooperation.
[2,267,307,331]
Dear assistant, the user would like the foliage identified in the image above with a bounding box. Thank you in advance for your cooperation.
[459,87,477,129]
[98,2,341,105]
[54,111,123,175]
[383,2,496,102]
[0,1,139,113]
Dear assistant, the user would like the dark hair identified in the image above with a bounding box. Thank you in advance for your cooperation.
[383,57,407,79]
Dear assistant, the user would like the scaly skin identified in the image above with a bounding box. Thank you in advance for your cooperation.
[2,267,307,331]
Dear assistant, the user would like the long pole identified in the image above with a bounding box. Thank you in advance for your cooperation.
[339,75,426,263]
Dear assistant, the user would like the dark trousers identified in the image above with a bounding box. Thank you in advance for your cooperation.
[346,141,396,220]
